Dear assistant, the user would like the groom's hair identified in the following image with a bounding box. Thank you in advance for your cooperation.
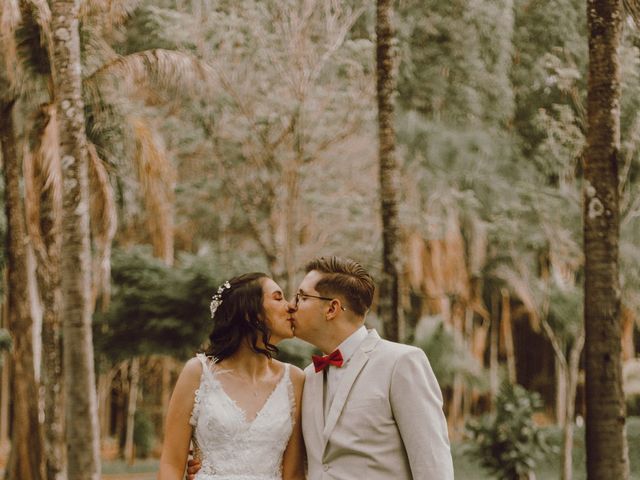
[305,256,375,316]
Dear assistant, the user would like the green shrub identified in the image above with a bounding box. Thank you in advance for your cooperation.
[465,381,556,480]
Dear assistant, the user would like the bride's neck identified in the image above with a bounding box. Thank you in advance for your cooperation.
[220,340,271,379]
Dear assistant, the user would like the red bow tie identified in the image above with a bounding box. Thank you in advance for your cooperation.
[312,349,344,373]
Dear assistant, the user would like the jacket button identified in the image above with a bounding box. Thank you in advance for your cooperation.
[323,464,329,471]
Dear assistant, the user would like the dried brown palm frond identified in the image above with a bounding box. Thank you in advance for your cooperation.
[493,263,542,332]
[85,49,214,103]
[624,0,640,28]
[443,210,470,300]
[25,0,52,43]
[131,116,175,266]
[466,215,488,277]
[80,0,142,27]
[23,103,62,269]
[406,230,426,292]
[0,0,21,84]
[88,142,117,311]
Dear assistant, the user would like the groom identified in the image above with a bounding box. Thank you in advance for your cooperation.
[189,256,454,479]
[290,256,453,479]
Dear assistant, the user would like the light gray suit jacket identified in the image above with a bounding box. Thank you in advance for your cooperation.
[301,329,454,480]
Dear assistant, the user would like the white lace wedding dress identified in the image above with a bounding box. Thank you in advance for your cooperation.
[189,354,295,480]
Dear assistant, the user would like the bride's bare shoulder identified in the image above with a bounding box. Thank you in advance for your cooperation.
[180,356,205,384]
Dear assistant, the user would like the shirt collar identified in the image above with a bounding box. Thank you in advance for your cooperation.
[335,325,368,365]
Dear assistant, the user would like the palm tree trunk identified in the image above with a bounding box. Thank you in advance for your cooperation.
[377,0,403,342]
[50,2,101,478]
[28,104,68,480]
[1,99,45,480]
[39,191,66,480]
[584,0,629,477]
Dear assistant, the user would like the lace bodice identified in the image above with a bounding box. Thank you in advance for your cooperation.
[189,354,295,480]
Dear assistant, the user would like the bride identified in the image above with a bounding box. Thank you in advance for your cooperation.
[158,272,306,480]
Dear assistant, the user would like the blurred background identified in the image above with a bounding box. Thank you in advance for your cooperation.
[0,0,639,478]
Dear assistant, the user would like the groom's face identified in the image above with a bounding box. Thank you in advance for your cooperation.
[290,270,329,345]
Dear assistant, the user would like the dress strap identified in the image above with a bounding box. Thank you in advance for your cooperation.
[283,363,296,423]
[189,354,218,427]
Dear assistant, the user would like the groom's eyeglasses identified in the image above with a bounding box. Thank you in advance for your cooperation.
[294,292,346,310]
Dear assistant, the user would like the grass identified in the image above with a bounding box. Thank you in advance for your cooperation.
[103,458,159,475]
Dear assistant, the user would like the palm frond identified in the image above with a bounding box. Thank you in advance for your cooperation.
[493,263,542,332]
[131,116,175,266]
[12,0,53,85]
[88,142,117,312]
[85,49,214,101]
[23,104,62,269]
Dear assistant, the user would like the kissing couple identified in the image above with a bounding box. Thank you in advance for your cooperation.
[158,256,454,480]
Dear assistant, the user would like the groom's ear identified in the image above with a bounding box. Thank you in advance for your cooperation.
[325,298,343,320]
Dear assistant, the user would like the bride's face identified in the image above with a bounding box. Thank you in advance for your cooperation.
[261,278,295,342]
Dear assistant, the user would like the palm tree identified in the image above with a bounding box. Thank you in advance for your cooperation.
[0,92,46,480]
[50,0,101,477]
[376,0,403,341]
[584,0,630,477]
[2,0,210,470]
[1,7,48,475]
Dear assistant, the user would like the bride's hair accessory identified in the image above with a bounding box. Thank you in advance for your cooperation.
[210,281,231,318]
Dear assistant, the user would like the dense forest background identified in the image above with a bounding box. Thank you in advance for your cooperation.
[0,0,639,478]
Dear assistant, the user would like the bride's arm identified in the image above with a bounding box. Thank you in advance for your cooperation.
[282,365,307,480]
[158,358,202,480]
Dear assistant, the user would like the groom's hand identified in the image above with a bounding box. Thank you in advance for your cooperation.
[186,456,201,480]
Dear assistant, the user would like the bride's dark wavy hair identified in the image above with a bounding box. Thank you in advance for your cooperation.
[204,272,279,361]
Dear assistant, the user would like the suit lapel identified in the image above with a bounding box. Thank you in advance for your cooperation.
[322,329,381,450]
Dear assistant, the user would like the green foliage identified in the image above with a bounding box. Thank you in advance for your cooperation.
[133,410,156,458]
[93,247,315,369]
[465,382,555,480]
[398,0,514,126]
[93,247,220,364]
[276,338,316,370]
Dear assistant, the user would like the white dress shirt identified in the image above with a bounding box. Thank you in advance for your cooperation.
[324,325,368,417]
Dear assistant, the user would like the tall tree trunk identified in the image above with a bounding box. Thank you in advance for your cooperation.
[98,370,112,442]
[561,330,585,480]
[0,275,10,449]
[501,289,517,383]
[489,291,500,402]
[31,106,67,480]
[584,0,629,477]
[376,0,403,342]
[39,209,66,480]
[556,357,568,428]
[1,99,45,480]
[161,357,172,430]
[50,2,101,478]
[124,358,140,465]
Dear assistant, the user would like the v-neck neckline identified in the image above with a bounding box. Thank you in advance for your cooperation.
[212,365,288,425]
